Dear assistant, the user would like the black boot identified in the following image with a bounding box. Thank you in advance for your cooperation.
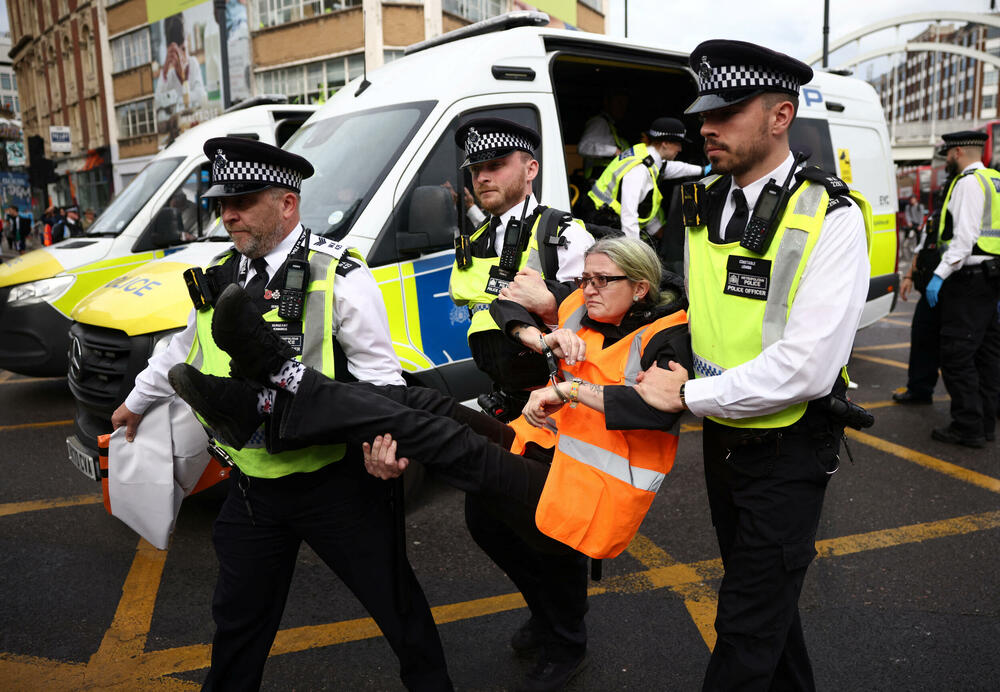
[211,284,296,383]
[168,363,265,450]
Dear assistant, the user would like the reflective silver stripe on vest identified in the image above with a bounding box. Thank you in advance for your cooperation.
[623,327,649,386]
[975,171,1000,238]
[793,182,824,216]
[562,303,587,332]
[301,252,334,366]
[525,247,542,272]
[189,346,203,370]
[468,302,491,317]
[692,352,726,378]
[592,156,647,206]
[557,434,665,492]
[761,227,808,348]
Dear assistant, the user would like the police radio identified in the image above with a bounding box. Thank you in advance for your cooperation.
[486,195,531,294]
[740,149,810,255]
[277,258,309,320]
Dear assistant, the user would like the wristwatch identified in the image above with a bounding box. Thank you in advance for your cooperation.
[679,382,687,410]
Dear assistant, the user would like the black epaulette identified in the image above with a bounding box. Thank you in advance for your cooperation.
[794,166,851,197]
[642,155,655,168]
[335,256,361,277]
[827,196,853,213]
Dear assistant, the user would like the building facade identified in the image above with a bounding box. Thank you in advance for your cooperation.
[7,0,113,215]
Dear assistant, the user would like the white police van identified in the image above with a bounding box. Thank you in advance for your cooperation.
[65,12,897,483]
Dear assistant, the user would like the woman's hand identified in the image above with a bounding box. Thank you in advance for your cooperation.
[523,386,567,427]
[362,434,408,479]
[544,328,586,365]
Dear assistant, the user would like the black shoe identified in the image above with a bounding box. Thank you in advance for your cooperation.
[212,284,296,384]
[931,426,986,449]
[892,390,933,405]
[168,363,264,450]
[510,617,549,655]
[516,652,587,692]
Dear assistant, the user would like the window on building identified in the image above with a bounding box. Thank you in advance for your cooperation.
[111,28,151,74]
[116,99,155,138]
[0,74,10,91]
[987,70,999,86]
[256,0,362,29]
[11,73,16,90]
[443,0,507,23]
[984,94,996,109]
[257,52,371,103]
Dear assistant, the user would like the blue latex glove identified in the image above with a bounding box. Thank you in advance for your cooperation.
[925,274,943,307]
[703,163,712,175]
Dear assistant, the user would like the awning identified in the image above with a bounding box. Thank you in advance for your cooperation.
[81,150,105,171]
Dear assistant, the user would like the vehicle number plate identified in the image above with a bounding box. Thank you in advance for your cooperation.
[67,436,100,482]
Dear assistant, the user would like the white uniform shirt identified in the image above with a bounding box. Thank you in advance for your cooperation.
[125,223,403,415]
[619,148,703,239]
[934,162,992,280]
[684,152,871,419]
[491,194,594,283]
[577,113,620,160]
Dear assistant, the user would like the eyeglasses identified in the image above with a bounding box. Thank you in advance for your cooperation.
[574,275,629,290]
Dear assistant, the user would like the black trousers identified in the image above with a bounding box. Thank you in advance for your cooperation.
[274,372,591,656]
[938,270,1000,438]
[905,293,941,398]
[701,417,840,692]
[201,451,452,692]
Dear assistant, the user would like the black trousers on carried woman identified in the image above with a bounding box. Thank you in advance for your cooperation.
[271,369,589,660]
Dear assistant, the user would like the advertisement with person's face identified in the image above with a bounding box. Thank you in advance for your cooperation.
[148,0,252,146]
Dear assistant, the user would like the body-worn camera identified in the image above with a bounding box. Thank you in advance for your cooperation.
[817,394,874,430]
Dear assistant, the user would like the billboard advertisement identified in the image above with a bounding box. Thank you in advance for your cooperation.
[147,0,252,145]
[0,172,31,211]
[6,140,25,167]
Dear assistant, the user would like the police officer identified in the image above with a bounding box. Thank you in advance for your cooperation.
[923,131,1000,447]
[582,117,704,240]
[111,137,452,691]
[633,40,872,691]
[448,117,595,689]
[576,89,630,180]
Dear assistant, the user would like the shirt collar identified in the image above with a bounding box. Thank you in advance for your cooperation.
[497,193,538,229]
[649,147,664,167]
[963,161,984,173]
[728,152,795,212]
[248,223,304,277]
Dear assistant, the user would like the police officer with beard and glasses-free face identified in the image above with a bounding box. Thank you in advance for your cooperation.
[922,130,1000,448]
[633,40,873,691]
[111,137,452,692]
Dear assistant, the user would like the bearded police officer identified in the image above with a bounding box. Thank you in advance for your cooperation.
[923,131,1000,447]
[634,40,873,691]
[448,117,595,690]
[582,117,705,240]
[111,137,452,691]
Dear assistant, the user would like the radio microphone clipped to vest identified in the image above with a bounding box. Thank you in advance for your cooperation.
[740,148,811,255]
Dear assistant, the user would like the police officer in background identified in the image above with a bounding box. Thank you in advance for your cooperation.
[450,117,594,417]
[576,89,630,180]
[633,40,872,691]
[111,138,451,691]
[448,117,595,689]
[923,131,1000,448]
[581,117,705,240]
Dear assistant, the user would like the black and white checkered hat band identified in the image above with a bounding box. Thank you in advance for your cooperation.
[648,129,683,138]
[213,160,302,190]
[466,131,533,156]
[942,138,986,150]
[699,64,800,94]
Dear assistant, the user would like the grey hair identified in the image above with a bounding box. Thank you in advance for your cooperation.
[583,236,668,305]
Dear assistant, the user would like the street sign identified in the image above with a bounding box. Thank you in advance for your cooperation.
[50,125,72,153]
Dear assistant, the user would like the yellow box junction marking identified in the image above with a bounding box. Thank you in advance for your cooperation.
[851,353,907,369]
[0,419,72,433]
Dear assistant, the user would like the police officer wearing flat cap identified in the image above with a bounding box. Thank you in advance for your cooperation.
[583,116,704,240]
[112,137,452,691]
[634,40,873,691]
[448,117,595,690]
[922,130,1000,447]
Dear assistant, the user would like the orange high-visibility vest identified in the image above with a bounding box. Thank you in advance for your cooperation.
[43,223,52,246]
[516,290,686,559]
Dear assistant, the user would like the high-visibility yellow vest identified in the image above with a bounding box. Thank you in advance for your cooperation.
[186,241,364,478]
[586,143,663,228]
[686,174,873,429]
[449,210,583,338]
[582,115,630,178]
[937,167,1000,256]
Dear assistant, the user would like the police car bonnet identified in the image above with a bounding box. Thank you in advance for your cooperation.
[454,118,540,169]
[202,136,314,199]
[685,39,813,114]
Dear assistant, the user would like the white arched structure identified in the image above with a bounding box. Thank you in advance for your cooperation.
[833,42,1000,71]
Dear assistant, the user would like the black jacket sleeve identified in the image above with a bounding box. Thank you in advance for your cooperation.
[489,279,575,339]
[602,322,692,432]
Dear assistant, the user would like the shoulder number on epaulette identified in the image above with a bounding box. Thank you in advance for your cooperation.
[795,166,850,196]
[308,234,348,259]
[826,196,853,213]
[335,256,361,277]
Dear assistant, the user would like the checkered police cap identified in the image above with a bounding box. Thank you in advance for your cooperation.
[937,130,988,155]
[686,39,814,114]
[455,117,540,168]
[645,117,690,142]
[201,136,314,199]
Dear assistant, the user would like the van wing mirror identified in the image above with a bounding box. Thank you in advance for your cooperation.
[398,185,458,254]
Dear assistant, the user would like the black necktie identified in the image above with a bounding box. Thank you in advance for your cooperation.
[725,188,749,241]
[244,257,269,301]
[485,216,501,255]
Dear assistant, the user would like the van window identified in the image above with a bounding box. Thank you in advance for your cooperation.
[157,163,214,244]
[367,106,541,267]
[789,117,837,178]
[286,101,435,241]
[84,157,184,237]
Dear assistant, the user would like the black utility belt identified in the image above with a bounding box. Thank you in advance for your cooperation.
[954,258,1000,281]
